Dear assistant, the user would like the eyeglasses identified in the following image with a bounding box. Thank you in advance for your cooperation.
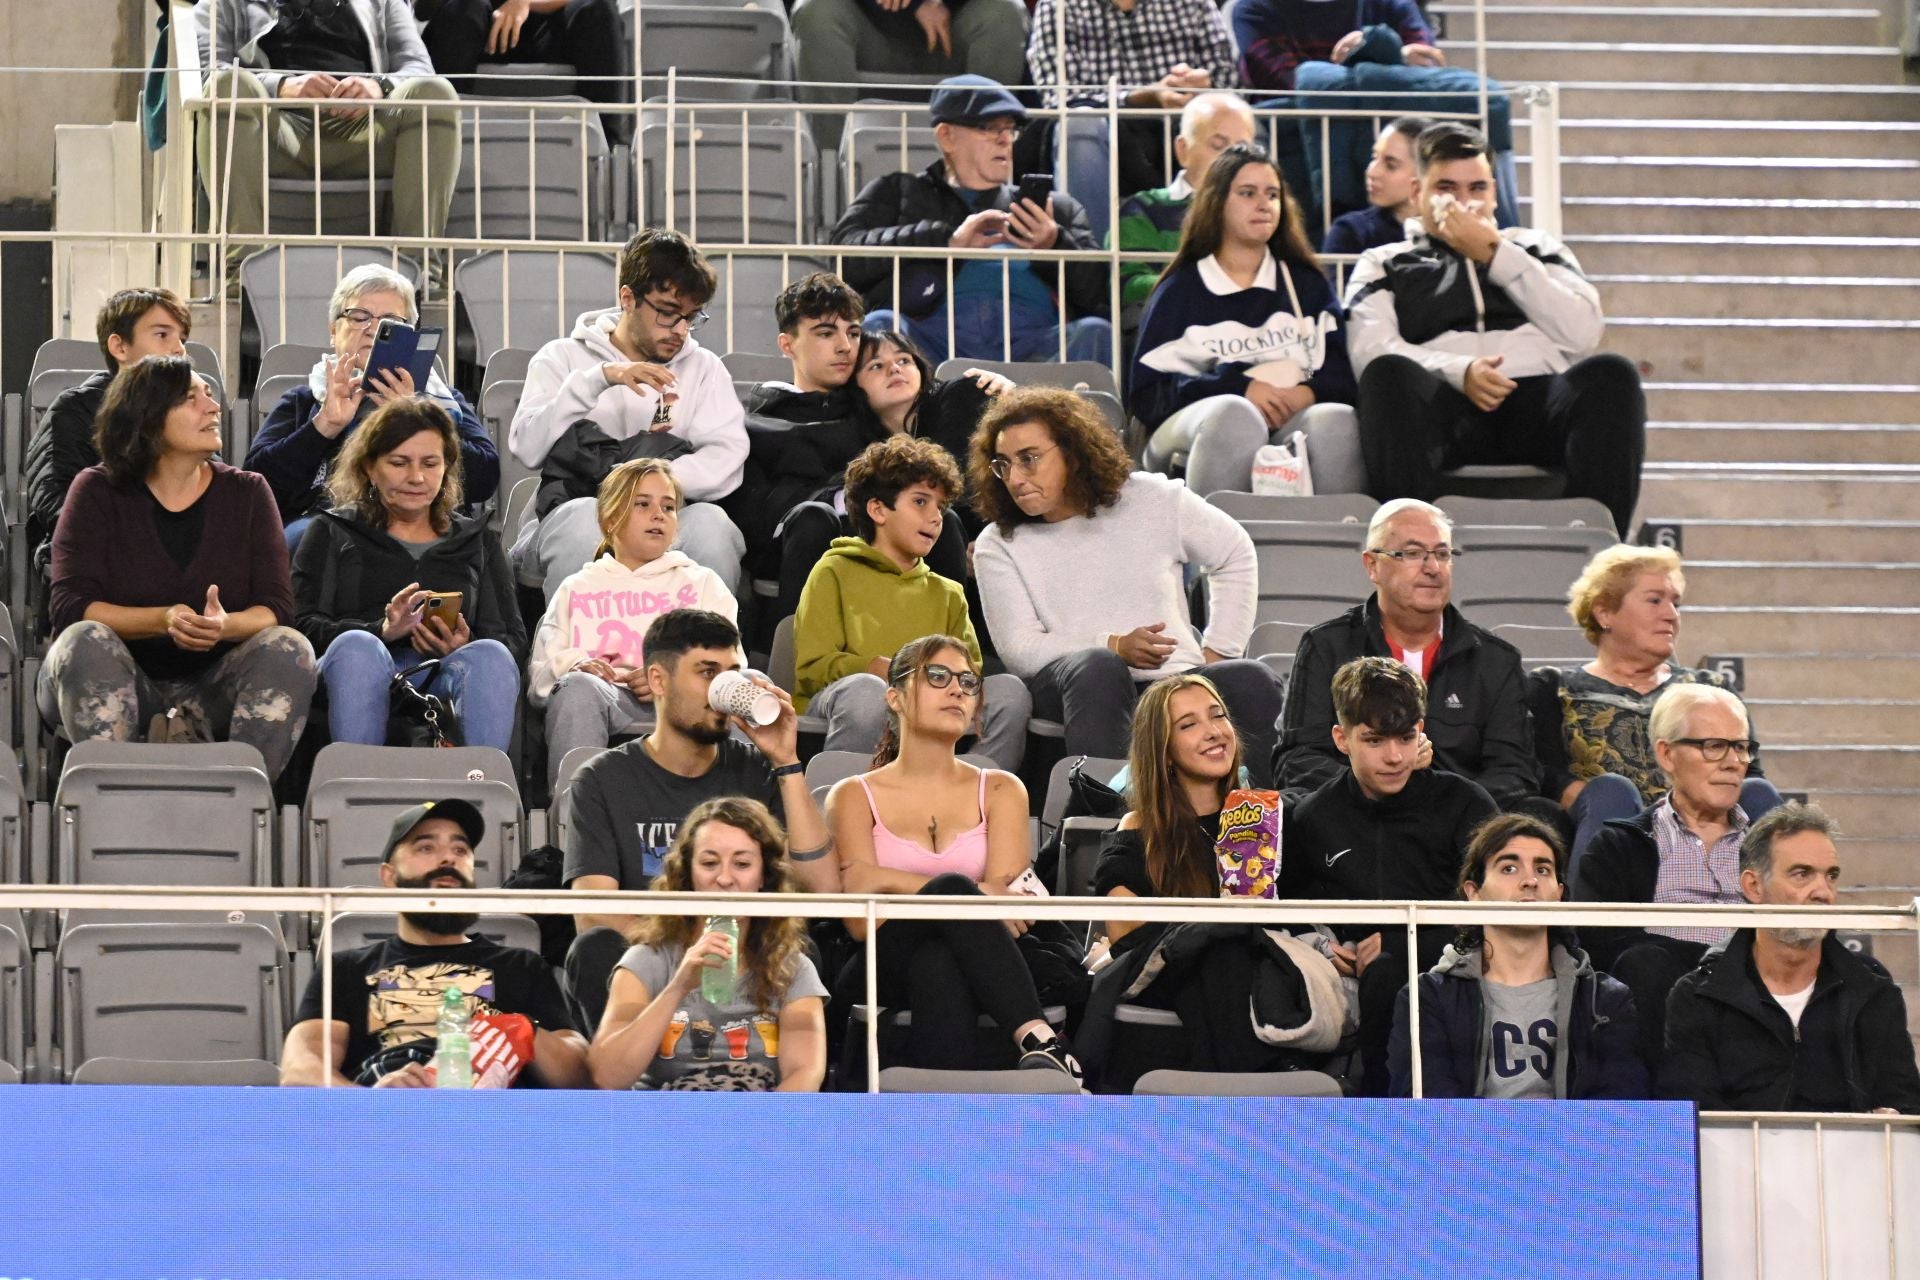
[989,445,1059,481]
[958,120,1021,140]
[895,664,982,697]
[1673,737,1758,763]
[638,295,710,333]
[1368,546,1461,566]
[336,307,410,331]
[277,0,344,22]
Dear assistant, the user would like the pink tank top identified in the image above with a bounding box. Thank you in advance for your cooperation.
[856,767,991,883]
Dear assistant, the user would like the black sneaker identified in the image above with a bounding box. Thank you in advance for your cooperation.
[1018,1029,1085,1089]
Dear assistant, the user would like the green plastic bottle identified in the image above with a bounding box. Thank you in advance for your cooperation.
[432,985,473,1088]
[701,915,740,1005]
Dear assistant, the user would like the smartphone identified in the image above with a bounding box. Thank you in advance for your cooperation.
[1017,172,1054,210]
[1007,867,1050,898]
[364,318,444,390]
[420,591,462,630]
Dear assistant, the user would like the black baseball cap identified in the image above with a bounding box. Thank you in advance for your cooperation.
[929,75,1027,128]
[385,798,486,860]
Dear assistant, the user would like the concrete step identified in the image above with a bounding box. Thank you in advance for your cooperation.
[1538,156,1920,202]
[1520,118,1920,161]
[1741,653,1920,701]
[1594,275,1920,321]
[1556,81,1920,122]
[1801,791,1920,842]
[1746,697,1920,743]
[1454,40,1906,85]
[1562,198,1920,239]
[1571,233,1920,276]
[1640,469,1920,519]
[1649,422,1920,466]
[1765,743,1920,789]
[1680,606,1920,653]
[1834,834,1920,889]
[1647,518,1920,561]
[1686,562,1920,607]
[1646,382,1920,426]
[1434,5,1886,44]
[1605,317,1920,383]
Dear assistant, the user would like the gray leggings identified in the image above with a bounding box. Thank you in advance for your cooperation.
[38,621,317,780]
[1146,395,1365,498]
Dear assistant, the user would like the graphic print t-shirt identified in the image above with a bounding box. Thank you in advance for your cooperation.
[1479,976,1559,1100]
[295,937,575,1085]
[561,737,786,888]
[616,942,829,1091]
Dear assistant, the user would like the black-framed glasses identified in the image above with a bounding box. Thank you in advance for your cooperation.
[895,664,982,697]
[1673,737,1758,763]
[638,294,710,333]
[989,444,1058,481]
[277,0,344,23]
[336,306,410,331]
[1368,546,1461,565]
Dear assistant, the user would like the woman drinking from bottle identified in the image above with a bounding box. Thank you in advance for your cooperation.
[588,797,828,1092]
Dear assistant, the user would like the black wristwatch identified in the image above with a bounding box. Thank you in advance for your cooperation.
[770,762,804,779]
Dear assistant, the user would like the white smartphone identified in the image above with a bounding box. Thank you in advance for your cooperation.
[1007,867,1050,898]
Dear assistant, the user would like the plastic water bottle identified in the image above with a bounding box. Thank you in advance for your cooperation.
[432,985,473,1088]
[701,915,740,1005]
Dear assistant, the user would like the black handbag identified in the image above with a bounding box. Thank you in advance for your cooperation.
[388,660,462,748]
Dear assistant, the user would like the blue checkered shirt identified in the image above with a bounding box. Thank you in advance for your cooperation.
[1646,797,1750,947]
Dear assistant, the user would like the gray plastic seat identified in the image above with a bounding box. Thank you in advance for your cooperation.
[455,249,616,371]
[0,913,24,1078]
[1450,524,1615,625]
[933,358,1118,400]
[470,60,579,98]
[629,5,793,100]
[1435,463,1567,502]
[262,174,393,237]
[803,750,871,794]
[448,103,612,242]
[71,1056,282,1086]
[1206,491,1378,525]
[56,921,288,1079]
[1039,755,1125,834]
[842,116,938,206]
[1492,622,1592,671]
[768,617,828,736]
[479,377,523,451]
[55,741,275,890]
[320,911,542,956]
[1133,1068,1343,1097]
[637,118,818,245]
[549,744,611,852]
[303,744,522,889]
[1249,620,1314,661]
[240,246,421,359]
[1436,495,1616,537]
[708,255,831,356]
[0,743,23,883]
[482,346,536,390]
[878,1066,1081,1095]
[1241,521,1370,628]
[720,351,793,383]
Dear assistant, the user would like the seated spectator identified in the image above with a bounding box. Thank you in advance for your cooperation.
[1322,115,1429,257]
[832,75,1111,366]
[589,798,828,1092]
[528,459,737,791]
[42,357,316,780]
[827,635,1082,1083]
[1234,0,1441,93]
[562,610,837,1030]
[795,436,1030,769]
[1574,683,1776,1069]
[1280,657,1496,1094]
[1112,92,1257,318]
[245,264,496,541]
[1663,803,1920,1114]
[1387,813,1646,1099]
[1132,142,1364,498]
[793,0,1029,149]
[25,288,193,592]
[413,0,627,141]
[281,799,589,1087]
[509,228,747,599]
[1530,543,1781,857]
[972,387,1286,775]
[1026,0,1241,241]
[192,0,459,242]
[1271,499,1538,808]
[292,397,525,755]
[1347,123,1645,536]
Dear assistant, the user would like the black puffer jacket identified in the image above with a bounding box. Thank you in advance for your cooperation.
[23,370,112,574]
[831,159,1109,322]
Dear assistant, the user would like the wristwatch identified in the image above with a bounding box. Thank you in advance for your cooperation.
[770,762,804,779]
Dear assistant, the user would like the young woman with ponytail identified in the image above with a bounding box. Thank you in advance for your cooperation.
[825,634,1083,1084]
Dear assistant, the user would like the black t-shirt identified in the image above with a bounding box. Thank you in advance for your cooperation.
[149,489,209,572]
[259,0,374,77]
[562,737,785,889]
[1092,812,1224,899]
[295,936,574,1086]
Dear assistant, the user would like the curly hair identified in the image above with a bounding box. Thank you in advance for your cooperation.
[844,434,962,542]
[1566,544,1685,645]
[636,797,810,1010]
[969,386,1132,534]
[325,397,465,534]
[94,355,199,486]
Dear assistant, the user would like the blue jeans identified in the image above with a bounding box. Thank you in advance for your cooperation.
[1568,771,1785,884]
[866,299,1112,366]
[317,629,518,752]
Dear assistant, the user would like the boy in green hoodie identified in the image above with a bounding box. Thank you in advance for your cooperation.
[794,436,1031,769]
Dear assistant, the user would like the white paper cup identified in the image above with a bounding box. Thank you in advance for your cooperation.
[709,670,780,726]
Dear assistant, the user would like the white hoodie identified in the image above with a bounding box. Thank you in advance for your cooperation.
[508,306,748,502]
[526,550,739,704]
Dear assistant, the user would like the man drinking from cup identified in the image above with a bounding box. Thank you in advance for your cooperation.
[560,608,836,1030]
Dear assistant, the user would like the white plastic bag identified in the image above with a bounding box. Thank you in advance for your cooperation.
[1250,429,1313,496]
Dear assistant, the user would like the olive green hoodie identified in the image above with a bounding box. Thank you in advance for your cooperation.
[793,536,981,711]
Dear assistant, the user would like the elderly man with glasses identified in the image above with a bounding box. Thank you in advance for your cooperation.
[1572,681,1784,1072]
[245,262,497,550]
[509,227,749,600]
[1270,498,1539,808]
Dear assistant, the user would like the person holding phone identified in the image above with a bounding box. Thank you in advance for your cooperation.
[292,397,525,753]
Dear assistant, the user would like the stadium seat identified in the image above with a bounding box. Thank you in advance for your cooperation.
[1432,463,1566,503]
[1039,754,1125,834]
[239,247,421,375]
[482,346,536,391]
[0,912,24,1079]
[1133,1068,1344,1097]
[1450,524,1615,630]
[720,351,793,383]
[1240,521,1370,627]
[934,358,1117,400]
[1206,491,1377,525]
[804,750,871,794]
[263,175,393,238]
[1436,495,1617,537]
[548,743,615,852]
[454,249,616,374]
[708,254,831,356]
[55,921,288,1080]
[70,1056,281,1086]
[470,61,579,99]
[1248,619,1313,661]
[1492,623,1592,671]
[320,911,542,956]
[841,113,938,208]
[877,1066,1081,1095]
[301,744,522,889]
[768,618,828,736]
[478,376,524,453]
[629,5,793,100]
[636,118,819,245]
[447,104,613,243]
[54,742,275,890]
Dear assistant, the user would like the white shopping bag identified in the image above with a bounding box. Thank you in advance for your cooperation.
[1250,429,1313,496]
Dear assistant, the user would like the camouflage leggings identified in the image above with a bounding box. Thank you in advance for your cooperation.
[37,621,317,780]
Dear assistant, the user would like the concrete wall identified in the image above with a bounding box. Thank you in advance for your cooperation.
[0,0,149,204]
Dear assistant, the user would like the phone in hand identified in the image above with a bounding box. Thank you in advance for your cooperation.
[365,318,444,390]
[420,591,462,631]
[1017,172,1054,211]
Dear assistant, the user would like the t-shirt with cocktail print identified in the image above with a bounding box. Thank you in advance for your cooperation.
[616,942,829,1091]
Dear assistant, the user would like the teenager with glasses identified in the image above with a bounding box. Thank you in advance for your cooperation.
[509,228,749,601]
[972,386,1286,777]
[825,633,1083,1085]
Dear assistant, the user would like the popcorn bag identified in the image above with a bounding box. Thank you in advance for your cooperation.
[1214,789,1282,899]
[1250,430,1313,497]
[466,1012,536,1089]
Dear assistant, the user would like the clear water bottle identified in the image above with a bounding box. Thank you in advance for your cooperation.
[701,915,740,1005]
[432,984,473,1088]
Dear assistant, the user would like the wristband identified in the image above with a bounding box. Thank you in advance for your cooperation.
[770,762,804,779]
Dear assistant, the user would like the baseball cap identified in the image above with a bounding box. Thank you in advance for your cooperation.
[929,75,1027,128]
[385,798,486,860]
